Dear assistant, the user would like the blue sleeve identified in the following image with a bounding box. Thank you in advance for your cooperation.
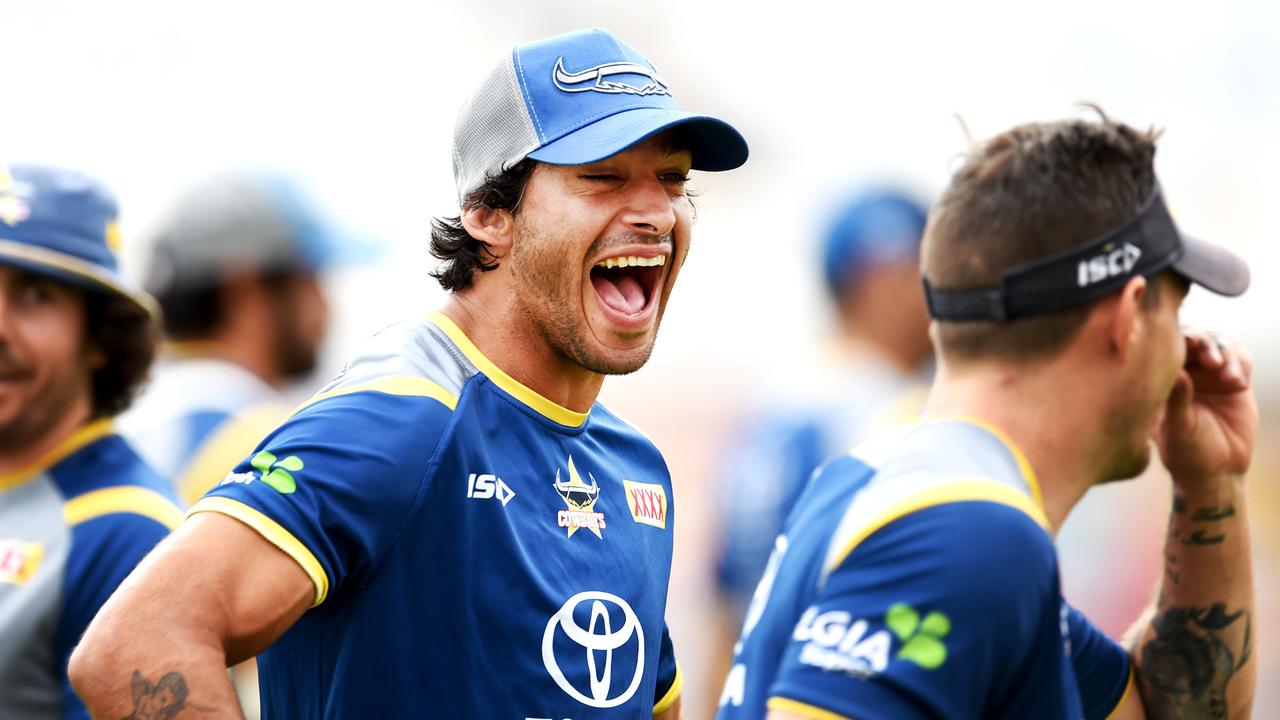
[715,415,826,610]
[191,390,454,606]
[768,501,1059,720]
[1068,605,1133,719]
[653,623,682,714]
[56,513,173,720]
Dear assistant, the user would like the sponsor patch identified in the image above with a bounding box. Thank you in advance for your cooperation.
[622,480,667,529]
[0,539,44,585]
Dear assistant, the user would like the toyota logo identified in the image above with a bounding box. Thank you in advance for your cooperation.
[542,591,645,708]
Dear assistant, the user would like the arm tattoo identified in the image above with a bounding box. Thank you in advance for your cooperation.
[1139,603,1251,719]
[123,670,189,720]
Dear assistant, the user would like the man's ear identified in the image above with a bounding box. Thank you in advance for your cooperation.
[461,206,514,260]
[1105,275,1149,362]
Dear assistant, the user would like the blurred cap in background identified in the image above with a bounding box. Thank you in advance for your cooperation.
[821,188,929,299]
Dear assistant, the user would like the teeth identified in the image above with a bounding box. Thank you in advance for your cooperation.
[595,255,668,268]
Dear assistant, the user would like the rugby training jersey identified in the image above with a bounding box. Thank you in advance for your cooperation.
[716,420,1133,720]
[191,312,682,719]
[0,420,183,719]
[119,355,289,506]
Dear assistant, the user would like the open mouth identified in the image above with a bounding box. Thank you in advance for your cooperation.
[590,254,667,317]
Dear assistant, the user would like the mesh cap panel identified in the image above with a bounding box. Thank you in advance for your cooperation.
[452,54,540,203]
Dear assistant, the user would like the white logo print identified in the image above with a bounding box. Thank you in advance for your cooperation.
[542,591,645,708]
[552,58,670,96]
[467,473,515,506]
[1077,242,1142,287]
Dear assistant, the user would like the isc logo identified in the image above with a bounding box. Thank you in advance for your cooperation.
[467,473,515,507]
[1077,242,1141,287]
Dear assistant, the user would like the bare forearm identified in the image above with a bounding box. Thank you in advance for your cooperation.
[1128,477,1254,719]
[70,607,243,718]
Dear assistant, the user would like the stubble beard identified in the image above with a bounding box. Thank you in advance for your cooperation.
[510,224,661,377]
[0,351,87,456]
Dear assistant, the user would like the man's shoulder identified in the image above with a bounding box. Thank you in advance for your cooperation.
[50,433,184,533]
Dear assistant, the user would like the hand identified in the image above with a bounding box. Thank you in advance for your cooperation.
[1154,331,1258,484]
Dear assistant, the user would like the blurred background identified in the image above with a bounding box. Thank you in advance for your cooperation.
[8,0,1277,715]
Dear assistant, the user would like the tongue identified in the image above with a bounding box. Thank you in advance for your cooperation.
[592,274,646,314]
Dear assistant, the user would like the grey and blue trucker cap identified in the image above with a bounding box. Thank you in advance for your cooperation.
[452,28,749,202]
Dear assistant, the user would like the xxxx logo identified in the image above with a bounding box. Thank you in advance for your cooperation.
[885,603,950,669]
[250,451,304,494]
[622,480,667,529]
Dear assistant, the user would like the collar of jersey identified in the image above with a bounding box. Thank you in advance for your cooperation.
[942,415,1045,513]
[0,418,115,491]
[427,311,590,428]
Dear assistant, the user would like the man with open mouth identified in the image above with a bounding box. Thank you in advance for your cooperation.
[72,28,747,719]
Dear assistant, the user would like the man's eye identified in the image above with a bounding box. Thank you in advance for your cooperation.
[661,172,691,185]
[20,282,56,304]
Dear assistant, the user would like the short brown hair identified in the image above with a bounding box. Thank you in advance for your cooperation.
[85,292,158,418]
[924,112,1161,362]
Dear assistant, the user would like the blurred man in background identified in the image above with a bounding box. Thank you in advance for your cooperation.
[710,188,932,698]
[0,164,181,718]
[118,173,346,507]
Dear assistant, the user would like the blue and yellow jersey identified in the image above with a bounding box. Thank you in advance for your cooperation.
[190,311,682,718]
[716,420,1133,720]
[119,355,289,506]
[0,420,183,719]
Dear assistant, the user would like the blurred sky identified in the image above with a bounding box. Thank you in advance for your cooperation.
[7,0,1278,714]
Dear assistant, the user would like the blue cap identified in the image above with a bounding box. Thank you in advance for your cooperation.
[452,28,749,201]
[0,164,158,317]
[822,189,929,297]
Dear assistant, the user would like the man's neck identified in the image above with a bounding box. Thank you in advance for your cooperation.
[0,402,94,479]
[442,296,604,414]
[923,359,1109,534]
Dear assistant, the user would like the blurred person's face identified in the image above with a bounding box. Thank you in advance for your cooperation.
[266,272,328,381]
[509,134,694,375]
[0,266,96,452]
[1100,274,1189,481]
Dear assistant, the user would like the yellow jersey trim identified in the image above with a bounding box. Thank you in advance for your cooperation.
[291,375,459,417]
[827,477,1050,572]
[0,418,115,492]
[1103,662,1136,720]
[63,486,184,530]
[766,696,851,720]
[652,662,683,715]
[188,496,330,607]
[177,403,289,506]
[0,238,159,317]
[427,310,589,428]
[951,416,1045,512]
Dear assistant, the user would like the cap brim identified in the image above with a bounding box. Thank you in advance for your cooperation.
[1172,233,1250,297]
[0,239,160,318]
[527,107,748,171]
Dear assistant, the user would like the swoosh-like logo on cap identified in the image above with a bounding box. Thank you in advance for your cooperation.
[552,57,670,96]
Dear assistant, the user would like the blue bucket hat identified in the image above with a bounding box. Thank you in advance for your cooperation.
[0,164,158,317]
[452,27,749,201]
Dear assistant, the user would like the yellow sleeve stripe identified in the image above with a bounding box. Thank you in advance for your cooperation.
[827,477,1050,573]
[63,486,184,530]
[188,496,329,607]
[766,696,852,720]
[290,375,458,417]
[427,311,588,428]
[652,662,683,715]
[1102,662,1137,720]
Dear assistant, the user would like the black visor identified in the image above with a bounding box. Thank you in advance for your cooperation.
[923,186,1250,322]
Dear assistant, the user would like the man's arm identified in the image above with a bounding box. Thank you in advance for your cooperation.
[69,512,313,719]
[1118,334,1257,719]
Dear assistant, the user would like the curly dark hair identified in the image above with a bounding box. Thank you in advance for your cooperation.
[429,159,537,292]
[85,291,158,418]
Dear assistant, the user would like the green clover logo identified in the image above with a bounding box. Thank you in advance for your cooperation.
[250,451,304,494]
[886,603,950,670]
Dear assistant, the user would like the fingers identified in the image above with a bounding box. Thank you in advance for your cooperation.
[1181,329,1251,393]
